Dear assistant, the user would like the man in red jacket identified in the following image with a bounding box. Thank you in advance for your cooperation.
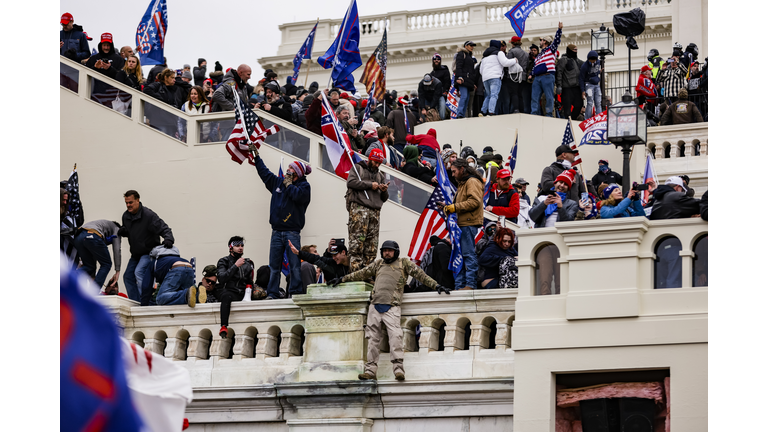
[485,169,520,223]
[405,128,440,166]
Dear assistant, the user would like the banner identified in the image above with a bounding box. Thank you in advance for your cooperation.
[578,110,610,146]
[504,0,551,37]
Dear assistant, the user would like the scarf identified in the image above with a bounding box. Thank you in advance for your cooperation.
[544,190,568,218]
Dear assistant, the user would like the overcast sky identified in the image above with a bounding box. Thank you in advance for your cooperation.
[61,0,472,78]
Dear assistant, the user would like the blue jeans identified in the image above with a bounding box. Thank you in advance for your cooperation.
[481,78,502,115]
[456,85,470,118]
[73,230,113,288]
[268,230,302,298]
[123,254,152,302]
[437,95,446,119]
[585,83,602,119]
[531,73,555,117]
[453,226,480,289]
[156,267,195,305]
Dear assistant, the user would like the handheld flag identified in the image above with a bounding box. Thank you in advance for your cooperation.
[225,90,280,165]
[135,0,169,66]
[506,131,519,173]
[320,92,364,180]
[359,83,377,130]
[561,121,582,166]
[482,171,492,206]
[435,156,463,278]
[446,77,460,119]
[642,153,657,205]
[65,168,84,227]
[290,21,318,85]
[505,0,551,37]
[578,110,610,146]
[407,187,451,263]
[317,0,362,92]
[359,28,387,101]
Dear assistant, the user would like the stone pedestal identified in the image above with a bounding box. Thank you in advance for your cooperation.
[292,282,372,382]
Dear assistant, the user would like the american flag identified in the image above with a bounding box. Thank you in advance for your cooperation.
[407,187,450,263]
[561,121,582,166]
[65,169,84,228]
[359,28,387,101]
[225,92,280,165]
[482,171,492,206]
[446,77,460,119]
[358,83,377,131]
[506,131,518,172]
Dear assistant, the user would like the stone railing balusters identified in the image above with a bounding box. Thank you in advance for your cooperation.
[232,334,255,360]
[164,337,188,361]
[187,335,211,360]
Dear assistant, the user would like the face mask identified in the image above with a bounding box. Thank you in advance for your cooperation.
[562,160,572,169]
[469,161,476,168]
[599,165,609,173]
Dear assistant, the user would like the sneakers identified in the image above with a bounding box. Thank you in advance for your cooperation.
[187,285,197,308]
[219,325,228,338]
[395,372,405,381]
[198,287,207,304]
[358,372,377,380]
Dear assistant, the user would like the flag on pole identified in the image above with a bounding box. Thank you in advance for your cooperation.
[561,121,582,166]
[506,131,519,172]
[505,0,552,37]
[359,28,387,101]
[290,21,318,85]
[317,0,362,92]
[225,91,280,165]
[641,153,657,205]
[65,169,84,228]
[577,110,610,146]
[407,187,451,263]
[446,77,460,119]
[320,92,363,179]
[358,83,377,130]
[434,155,463,278]
[135,0,169,66]
[482,171,492,206]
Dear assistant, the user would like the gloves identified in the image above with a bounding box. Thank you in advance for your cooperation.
[436,285,452,295]
[162,239,173,248]
[443,204,455,215]
[282,175,293,187]
[556,86,562,95]
[327,277,342,287]
[248,143,259,157]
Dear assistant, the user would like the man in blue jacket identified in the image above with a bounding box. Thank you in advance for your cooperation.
[60,13,90,62]
[579,50,603,119]
[252,147,312,299]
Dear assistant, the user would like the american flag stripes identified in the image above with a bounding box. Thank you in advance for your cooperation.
[225,92,280,166]
[561,121,582,166]
[407,187,451,263]
[446,77,460,119]
[359,29,387,101]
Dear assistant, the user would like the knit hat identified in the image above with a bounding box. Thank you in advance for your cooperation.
[181,70,193,80]
[183,64,191,70]
[567,43,577,51]
[601,183,620,199]
[555,169,576,190]
[214,61,223,72]
[198,58,206,66]
[289,161,312,178]
[369,149,386,163]
[677,88,689,100]
[541,35,553,44]
[432,53,442,60]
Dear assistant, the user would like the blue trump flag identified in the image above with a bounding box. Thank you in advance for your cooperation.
[435,156,463,278]
[505,0,551,37]
[290,21,318,85]
[135,0,169,66]
[317,0,362,93]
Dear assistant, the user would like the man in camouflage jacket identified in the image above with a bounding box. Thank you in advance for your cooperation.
[329,240,451,381]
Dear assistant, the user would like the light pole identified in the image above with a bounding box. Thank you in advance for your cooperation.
[591,24,614,112]
[606,92,647,194]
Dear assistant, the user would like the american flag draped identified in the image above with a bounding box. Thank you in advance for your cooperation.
[446,77,460,119]
[407,187,451,263]
[561,121,582,166]
[359,28,387,101]
[225,91,280,166]
[135,0,168,66]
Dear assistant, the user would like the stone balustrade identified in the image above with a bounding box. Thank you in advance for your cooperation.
[646,122,709,159]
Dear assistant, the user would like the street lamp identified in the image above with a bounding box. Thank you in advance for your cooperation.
[607,92,646,194]
[591,24,614,112]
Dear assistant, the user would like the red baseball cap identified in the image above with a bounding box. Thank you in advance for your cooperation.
[361,99,368,108]
[82,31,93,41]
[496,169,512,179]
[341,92,350,99]
[61,13,73,24]
[100,33,113,44]
[510,36,521,44]
[369,149,386,163]
[641,65,652,73]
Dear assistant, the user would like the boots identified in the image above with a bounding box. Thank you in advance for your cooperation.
[358,372,377,380]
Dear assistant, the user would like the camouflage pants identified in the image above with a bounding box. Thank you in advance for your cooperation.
[348,203,381,273]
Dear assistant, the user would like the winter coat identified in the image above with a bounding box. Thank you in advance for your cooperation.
[453,173,484,227]
[529,195,579,228]
[60,27,90,61]
[429,236,455,289]
[365,141,402,168]
[556,51,584,90]
[146,64,166,85]
[649,185,700,220]
[486,184,520,221]
[418,79,444,109]
[507,46,529,75]
[385,107,416,144]
[261,96,294,122]
[172,77,192,108]
[298,250,350,281]
[539,161,586,202]
[119,204,174,258]
[211,70,249,112]
[370,107,387,126]
[600,197,646,219]
[85,45,125,79]
[305,97,323,135]
[660,100,703,125]
[454,47,476,88]
[193,65,206,87]
[216,254,255,295]
[346,161,389,210]
[209,70,224,85]
[479,42,518,81]
[579,56,601,92]
[636,75,659,105]
[405,129,440,161]
[430,65,452,93]
[253,156,312,231]
[591,169,623,188]
[143,82,179,107]
[116,70,143,90]
[402,161,436,185]
[479,243,517,281]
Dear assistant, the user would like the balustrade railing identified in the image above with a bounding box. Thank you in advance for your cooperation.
[610,0,672,9]
[645,122,708,159]
[408,7,469,30]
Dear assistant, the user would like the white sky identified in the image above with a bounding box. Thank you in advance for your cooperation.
[60,0,472,78]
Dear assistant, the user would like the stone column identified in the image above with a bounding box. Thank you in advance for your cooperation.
[292,282,373,381]
[255,333,279,359]
[655,144,665,160]
[164,337,188,361]
[232,334,255,360]
[402,327,417,352]
[418,326,440,352]
[143,338,166,356]
[187,336,211,360]
[210,337,232,360]
[684,141,694,157]
[495,323,511,350]
[280,332,303,358]
[469,325,490,349]
[443,325,466,353]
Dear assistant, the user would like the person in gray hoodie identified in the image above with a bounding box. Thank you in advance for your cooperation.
[579,50,602,119]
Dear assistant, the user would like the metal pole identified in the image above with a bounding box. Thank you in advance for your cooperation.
[621,143,632,195]
[599,54,606,112]
[627,45,632,96]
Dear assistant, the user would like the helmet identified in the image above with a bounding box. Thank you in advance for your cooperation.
[264,82,280,94]
[673,42,683,50]
[380,240,400,263]
[685,43,699,59]
[647,48,659,61]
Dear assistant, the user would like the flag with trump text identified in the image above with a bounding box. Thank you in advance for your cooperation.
[505,0,551,37]
[320,92,363,179]
[317,0,362,92]
[359,29,387,101]
[446,77,460,119]
[578,110,610,146]
[561,121,582,166]
[290,21,318,85]
[226,91,279,165]
[135,0,169,66]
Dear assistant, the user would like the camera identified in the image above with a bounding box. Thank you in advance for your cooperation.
[632,183,650,191]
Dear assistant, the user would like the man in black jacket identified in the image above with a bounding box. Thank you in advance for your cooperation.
[119,190,174,303]
[590,159,622,188]
[429,54,451,119]
[255,82,293,122]
[417,74,443,119]
[454,41,477,118]
[289,240,350,282]
[649,176,701,220]
[85,33,125,80]
[428,235,455,290]
[539,145,586,202]
[216,236,256,338]
[60,13,90,61]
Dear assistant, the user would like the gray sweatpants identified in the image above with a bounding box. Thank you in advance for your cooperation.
[364,304,404,376]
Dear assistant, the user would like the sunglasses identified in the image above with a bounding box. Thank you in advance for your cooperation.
[203,278,216,285]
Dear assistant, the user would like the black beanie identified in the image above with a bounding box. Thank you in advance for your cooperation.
[198,58,206,66]
[214,61,222,72]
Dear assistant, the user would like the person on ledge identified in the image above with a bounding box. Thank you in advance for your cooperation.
[216,236,257,338]
[140,245,201,307]
[327,241,451,382]
[288,240,350,283]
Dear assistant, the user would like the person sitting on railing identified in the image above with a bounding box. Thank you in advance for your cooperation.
[386,98,417,153]
[140,245,202,308]
[289,239,350,284]
[530,169,586,227]
[475,221,497,258]
[649,176,701,220]
[85,33,125,79]
[598,184,646,219]
[177,86,210,143]
[659,89,703,126]
[405,128,440,167]
[211,64,251,112]
[116,55,144,91]
[401,145,437,186]
[485,169,520,223]
[60,13,90,62]
[254,82,293,123]
[216,236,258,337]
[335,104,364,152]
[478,227,518,289]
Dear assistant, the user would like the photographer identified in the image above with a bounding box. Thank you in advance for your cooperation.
[598,184,646,219]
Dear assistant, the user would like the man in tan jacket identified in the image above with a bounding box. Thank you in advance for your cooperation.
[441,158,484,290]
[346,149,390,272]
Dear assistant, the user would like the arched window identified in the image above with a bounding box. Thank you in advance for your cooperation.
[536,244,560,295]
[654,236,682,289]
[693,235,708,287]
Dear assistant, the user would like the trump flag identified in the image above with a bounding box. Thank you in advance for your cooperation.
[135,0,169,66]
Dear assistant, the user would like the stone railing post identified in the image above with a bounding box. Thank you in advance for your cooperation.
[292,282,373,381]
[700,140,708,156]
[255,333,279,359]
[187,336,211,360]
[443,325,466,353]
[670,143,680,158]
[280,332,302,358]
[495,323,511,350]
[418,326,440,352]
[402,327,417,352]
[143,338,166,356]
[210,337,232,360]
[469,325,490,349]
[655,144,665,159]
[684,141,694,157]
[164,337,188,361]
[232,334,255,360]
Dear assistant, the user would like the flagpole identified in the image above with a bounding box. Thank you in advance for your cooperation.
[327,0,355,90]
[303,19,319,89]
[568,118,589,195]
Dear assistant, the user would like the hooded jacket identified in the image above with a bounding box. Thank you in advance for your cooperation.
[649,185,700,220]
[401,146,436,185]
[119,204,174,258]
[418,79,443,109]
[212,69,249,112]
[253,156,312,231]
[507,45,529,73]
[556,47,584,89]
[146,64,167,85]
[579,53,601,92]
[85,42,125,79]
[479,41,519,81]
[193,61,206,86]
[539,160,586,202]
[591,168,622,187]
[453,172,484,227]
[430,64,451,94]
[479,242,517,281]
[405,128,440,161]
[346,160,389,210]
[143,80,182,107]
[454,47,475,88]
[60,26,90,61]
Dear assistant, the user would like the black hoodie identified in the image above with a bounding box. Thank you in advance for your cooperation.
[430,64,451,94]
[85,41,125,79]
[429,236,455,289]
